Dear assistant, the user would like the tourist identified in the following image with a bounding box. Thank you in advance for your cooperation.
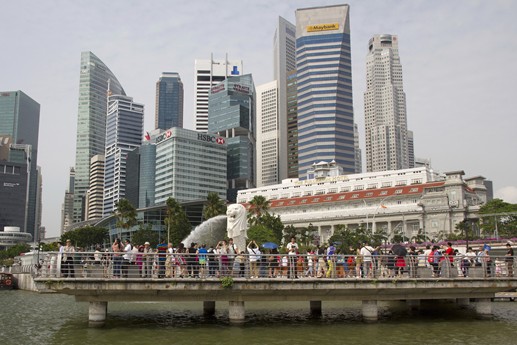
[122,239,133,278]
[235,251,246,277]
[505,243,514,277]
[197,244,208,278]
[428,245,441,277]
[326,243,336,278]
[267,248,279,278]
[462,247,476,277]
[247,240,261,278]
[360,242,374,278]
[165,243,175,278]
[316,246,327,278]
[142,241,153,278]
[62,239,75,278]
[175,243,187,278]
[135,245,144,276]
[227,238,238,276]
[111,238,123,278]
[286,237,299,278]
[216,240,229,276]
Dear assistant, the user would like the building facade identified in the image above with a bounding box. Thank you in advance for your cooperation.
[0,90,40,237]
[238,164,488,244]
[154,127,227,205]
[138,140,157,208]
[286,71,299,179]
[295,5,356,178]
[73,52,125,223]
[86,155,104,220]
[155,72,184,130]
[208,74,255,202]
[256,80,279,187]
[195,55,243,132]
[61,168,75,233]
[364,34,413,172]
[103,94,144,215]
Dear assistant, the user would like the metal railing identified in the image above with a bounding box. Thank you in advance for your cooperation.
[31,251,516,280]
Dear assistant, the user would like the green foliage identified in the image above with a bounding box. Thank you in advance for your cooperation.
[220,276,234,288]
[478,198,517,238]
[247,224,277,245]
[203,192,227,220]
[60,226,108,250]
[131,223,160,247]
[328,225,378,254]
[0,243,31,264]
[164,197,192,245]
[258,213,284,244]
[282,223,317,247]
[247,195,270,226]
[41,242,59,251]
[114,199,138,237]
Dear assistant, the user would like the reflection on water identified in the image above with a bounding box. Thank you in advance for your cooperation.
[2,291,517,345]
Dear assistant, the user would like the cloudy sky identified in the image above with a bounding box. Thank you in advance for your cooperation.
[2,0,516,238]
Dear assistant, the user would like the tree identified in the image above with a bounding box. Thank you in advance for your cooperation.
[60,226,108,250]
[479,198,517,238]
[247,224,277,245]
[247,195,270,226]
[329,224,372,254]
[164,197,192,245]
[131,223,160,247]
[114,198,138,239]
[258,213,284,244]
[203,192,227,220]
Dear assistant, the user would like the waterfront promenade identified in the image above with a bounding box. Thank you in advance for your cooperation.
[25,252,517,327]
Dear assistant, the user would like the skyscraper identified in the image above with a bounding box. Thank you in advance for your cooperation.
[195,55,243,132]
[155,72,184,130]
[61,167,75,233]
[256,80,279,187]
[273,16,296,182]
[295,5,356,178]
[103,94,144,215]
[0,90,40,238]
[85,155,104,220]
[208,74,255,201]
[73,52,125,223]
[364,34,411,172]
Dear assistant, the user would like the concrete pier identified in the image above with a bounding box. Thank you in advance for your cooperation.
[88,301,107,327]
[475,298,493,318]
[203,301,216,316]
[362,300,378,322]
[310,300,322,316]
[228,301,245,324]
[457,298,470,307]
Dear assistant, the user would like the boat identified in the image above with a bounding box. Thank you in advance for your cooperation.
[0,273,15,290]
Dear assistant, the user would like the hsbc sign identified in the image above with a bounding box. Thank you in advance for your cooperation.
[156,130,172,143]
[197,133,225,145]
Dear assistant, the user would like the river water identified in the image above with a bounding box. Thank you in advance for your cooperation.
[2,290,517,345]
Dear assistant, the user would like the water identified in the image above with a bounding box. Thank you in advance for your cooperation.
[182,215,227,247]
[2,290,517,345]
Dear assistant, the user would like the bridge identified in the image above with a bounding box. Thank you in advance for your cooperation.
[27,252,517,327]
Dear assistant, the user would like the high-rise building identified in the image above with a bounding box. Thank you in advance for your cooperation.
[273,16,296,182]
[408,130,415,168]
[364,34,412,172]
[0,91,40,238]
[208,74,255,201]
[138,139,157,208]
[86,155,104,220]
[103,94,144,215]
[155,72,184,130]
[154,127,227,205]
[286,71,298,179]
[61,167,75,233]
[73,52,125,223]
[354,124,362,173]
[256,80,279,187]
[295,5,356,178]
[195,54,243,132]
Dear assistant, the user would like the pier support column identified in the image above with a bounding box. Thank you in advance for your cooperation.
[406,299,420,310]
[310,300,322,316]
[362,300,378,322]
[203,301,216,316]
[457,298,470,307]
[88,301,107,327]
[475,298,492,318]
[228,301,245,324]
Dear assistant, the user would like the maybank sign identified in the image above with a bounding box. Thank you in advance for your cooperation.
[307,23,339,32]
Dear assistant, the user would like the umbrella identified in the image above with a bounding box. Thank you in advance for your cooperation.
[391,244,407,257]
[261,242,278,249]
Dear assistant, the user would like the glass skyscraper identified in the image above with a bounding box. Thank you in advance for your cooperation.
[0,90,40,238]
[295,5,356,178]
[73,52,125,223]
[208,74,255,202]
[155,72,184,130]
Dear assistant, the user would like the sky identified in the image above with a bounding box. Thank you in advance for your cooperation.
[1,0,516,238]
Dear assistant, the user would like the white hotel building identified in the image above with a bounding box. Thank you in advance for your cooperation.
[237,162,488,244]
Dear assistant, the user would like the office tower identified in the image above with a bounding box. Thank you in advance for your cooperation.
[408,130,415,168]
[61,167,75,233]
[286,71,298,178]
[256,81,279,187]
[194,54,243,132]
[273,16,296,181]
[138,140,157,208]
[73,52,125,223]
[103,94,144,215]
[354,124,362,173]
[364,34,411,172]
[0,91,40,238]
[154,127,227,205]
[124,148,140,208]
[35,166,43,240]
[295,5,356,178]
[86,155,104,220]
[208,74,255,201]
[155,72,184,130]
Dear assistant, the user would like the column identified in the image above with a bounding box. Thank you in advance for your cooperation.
[362,300,378,322]
[88,301,107,327]
[228,301,245,324]
[457,298,470,307]
[475,298,492,317]
[203,301,216,316]
[310,300,322,316]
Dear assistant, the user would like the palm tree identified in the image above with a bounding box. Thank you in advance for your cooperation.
[247,195,270,226]
[164,197,192,245]
[203,192,227,220]
[114,199,138,240]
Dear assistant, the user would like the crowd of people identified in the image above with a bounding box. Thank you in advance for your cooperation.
[43,238,515,279]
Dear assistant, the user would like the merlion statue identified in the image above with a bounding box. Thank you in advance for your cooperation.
[226,203,248,252]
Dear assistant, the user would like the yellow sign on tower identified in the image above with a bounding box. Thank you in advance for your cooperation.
[307,23,339,32]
